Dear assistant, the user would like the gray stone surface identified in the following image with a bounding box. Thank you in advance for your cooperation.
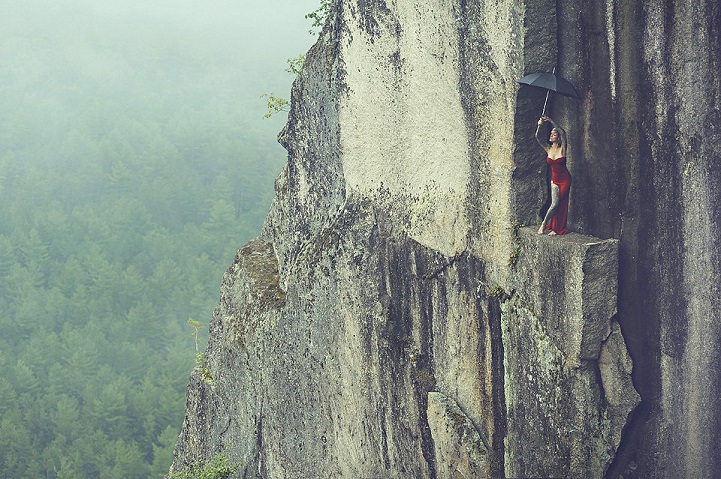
[427,391,490,479]
[171,202,507,478]
[168,239,283,477]
[510,228,619,364]
[599,321,640,460]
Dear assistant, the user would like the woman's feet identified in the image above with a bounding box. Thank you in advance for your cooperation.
[538,224,559,236]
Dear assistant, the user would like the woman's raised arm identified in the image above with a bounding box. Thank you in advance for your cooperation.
[535,117,549,152]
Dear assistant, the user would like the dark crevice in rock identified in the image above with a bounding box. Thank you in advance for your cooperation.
[605,397,646,479]
[417,256,439,479]
[488,293,507,476]
[252,416,264,479]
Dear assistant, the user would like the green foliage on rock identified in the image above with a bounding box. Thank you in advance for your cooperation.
[305,0,332,35]
[261,93,291,119]
[285,54,306,75]
[170,452,241,479]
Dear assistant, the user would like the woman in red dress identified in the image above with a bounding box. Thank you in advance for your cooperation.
[535,115,571,235]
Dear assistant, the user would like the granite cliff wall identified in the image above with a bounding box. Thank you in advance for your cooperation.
[169,1,721,478]
[554,2,721,477]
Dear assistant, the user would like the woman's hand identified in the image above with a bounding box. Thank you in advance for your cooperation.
[537,117,544,126]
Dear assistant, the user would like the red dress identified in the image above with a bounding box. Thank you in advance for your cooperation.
[545,156,571,235]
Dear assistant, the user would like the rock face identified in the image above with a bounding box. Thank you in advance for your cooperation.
[169,1,721,478]
[427,391,489,478]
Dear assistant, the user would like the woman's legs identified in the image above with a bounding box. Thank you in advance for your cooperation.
[538,184,561,234]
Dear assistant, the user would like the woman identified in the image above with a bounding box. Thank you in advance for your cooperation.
[536,115,571,235]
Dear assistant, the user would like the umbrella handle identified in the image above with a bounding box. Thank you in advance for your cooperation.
[541,66,556,117]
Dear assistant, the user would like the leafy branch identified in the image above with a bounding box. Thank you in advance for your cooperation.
[188,317,214,383]
[305,0,332,36]
[285,54,306,76]
[260,93,290,119]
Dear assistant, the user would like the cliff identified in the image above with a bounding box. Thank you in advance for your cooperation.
[169,1,721,478]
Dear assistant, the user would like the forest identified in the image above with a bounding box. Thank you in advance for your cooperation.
[0,1,316,477]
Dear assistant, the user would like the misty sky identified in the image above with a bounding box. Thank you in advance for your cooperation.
[0,0,319,164]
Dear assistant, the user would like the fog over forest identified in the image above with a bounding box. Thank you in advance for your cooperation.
[0,1,317,477]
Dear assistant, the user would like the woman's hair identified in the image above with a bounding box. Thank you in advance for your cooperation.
[550,127,563,147]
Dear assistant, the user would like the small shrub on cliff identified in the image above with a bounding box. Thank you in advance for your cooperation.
[285,54,306,75]
[305,0,332,35]
[260,93,290,118]
[489,284,507,299]
[170,451,240,479]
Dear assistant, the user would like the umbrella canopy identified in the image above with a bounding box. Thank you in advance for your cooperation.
[518,71,580,99]
[518,70,580,116]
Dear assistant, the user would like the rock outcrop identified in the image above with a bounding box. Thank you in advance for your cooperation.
[503,229,638,478]
[170,1,721,478]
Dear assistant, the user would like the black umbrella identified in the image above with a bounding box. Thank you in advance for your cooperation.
[518,68,580,116]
